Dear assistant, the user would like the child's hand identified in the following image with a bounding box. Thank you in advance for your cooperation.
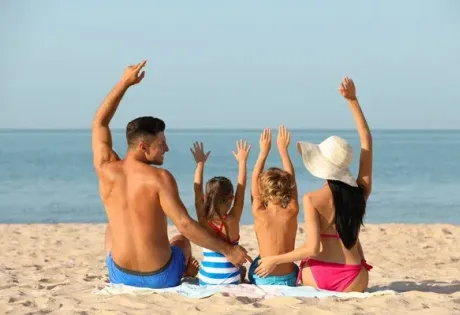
[190,142,210,163]
[232,139,251,163]
[259,128,271,155]
[276,125,291,151]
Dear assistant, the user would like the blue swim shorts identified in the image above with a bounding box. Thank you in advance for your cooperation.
[106,246,186,289]
[248,255,299,287]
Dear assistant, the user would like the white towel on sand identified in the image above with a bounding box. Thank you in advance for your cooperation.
[93,283,396,300]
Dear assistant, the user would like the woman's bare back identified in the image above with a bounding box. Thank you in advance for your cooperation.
[309,187,362,264]
[302,186,369,292]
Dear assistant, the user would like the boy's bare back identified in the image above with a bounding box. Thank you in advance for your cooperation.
[253,201,298,275]
[250,127,300,276]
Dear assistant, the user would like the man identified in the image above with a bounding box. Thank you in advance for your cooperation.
[92,60,252,289]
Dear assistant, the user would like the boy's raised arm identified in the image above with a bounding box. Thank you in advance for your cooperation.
[251,128,271,203]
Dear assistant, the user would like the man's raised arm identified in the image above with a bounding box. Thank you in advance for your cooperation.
[92,60,146,170]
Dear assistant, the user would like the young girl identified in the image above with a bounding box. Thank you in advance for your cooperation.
[190,140,251,285]
[255,77,373,292]
[248,126,300,286]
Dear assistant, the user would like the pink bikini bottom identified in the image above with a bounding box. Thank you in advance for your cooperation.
[297,258,373,292]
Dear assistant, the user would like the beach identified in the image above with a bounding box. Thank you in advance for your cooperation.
[1,223,459,314]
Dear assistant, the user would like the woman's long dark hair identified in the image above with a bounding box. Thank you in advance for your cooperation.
[327,179,366,249]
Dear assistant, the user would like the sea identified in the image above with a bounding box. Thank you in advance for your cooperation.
[1,129,459,224]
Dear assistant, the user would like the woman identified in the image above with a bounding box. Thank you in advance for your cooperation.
[255,77,373,292]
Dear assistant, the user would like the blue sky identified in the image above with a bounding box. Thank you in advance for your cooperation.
[1,1,459,129]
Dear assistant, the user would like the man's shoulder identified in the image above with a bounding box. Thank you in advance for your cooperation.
[95,159,123,178]
[148,167,173,178]
[142,167,177,187]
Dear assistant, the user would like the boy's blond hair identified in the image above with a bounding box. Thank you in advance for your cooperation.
[259,167,295,207]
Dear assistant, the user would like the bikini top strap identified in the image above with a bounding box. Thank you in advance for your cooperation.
[208,214,229,235]
[207,221,222,235]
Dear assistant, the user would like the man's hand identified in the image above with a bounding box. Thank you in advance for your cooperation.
[338,76,357,101]
[190,142,211,164]
[232,139,251,163]
[121,60,147,87]
[259,128,271,156]
[276,125,290,151]
[223,244,253,267]
[92,60,147,168]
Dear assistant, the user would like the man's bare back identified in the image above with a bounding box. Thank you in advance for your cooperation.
[92,60,252,288]
[100,159,174,272]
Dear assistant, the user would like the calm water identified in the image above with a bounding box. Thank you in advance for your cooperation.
[0,129,459,224]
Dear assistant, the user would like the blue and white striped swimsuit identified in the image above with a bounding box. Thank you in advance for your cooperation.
[199,218,241,285]
[199,240,241,285]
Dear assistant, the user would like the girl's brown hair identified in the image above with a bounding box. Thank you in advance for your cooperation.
[204,176,234,242]
[204,176,234,219]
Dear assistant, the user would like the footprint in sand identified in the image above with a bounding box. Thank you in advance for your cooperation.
[46,283,66,290]
[83,275,102,282]
[235,296,262,304]
[23,264,43,271]
[442,228,452,235]
[21,301,33,307]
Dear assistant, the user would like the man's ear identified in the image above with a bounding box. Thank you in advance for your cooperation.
[139,141,147,153]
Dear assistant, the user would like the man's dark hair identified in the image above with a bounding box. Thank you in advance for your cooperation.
[126,116,165,148]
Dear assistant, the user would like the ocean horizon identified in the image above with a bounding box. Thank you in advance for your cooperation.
[1,128,459,132]
[1,129,459,224]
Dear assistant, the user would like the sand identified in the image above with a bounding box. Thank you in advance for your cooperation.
[0,223,459,315]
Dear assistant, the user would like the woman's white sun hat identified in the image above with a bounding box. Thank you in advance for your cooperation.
[297,136,358,187]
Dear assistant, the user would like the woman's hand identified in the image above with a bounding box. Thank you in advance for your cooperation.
[254,256,278,277]
[338,76,357,101]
